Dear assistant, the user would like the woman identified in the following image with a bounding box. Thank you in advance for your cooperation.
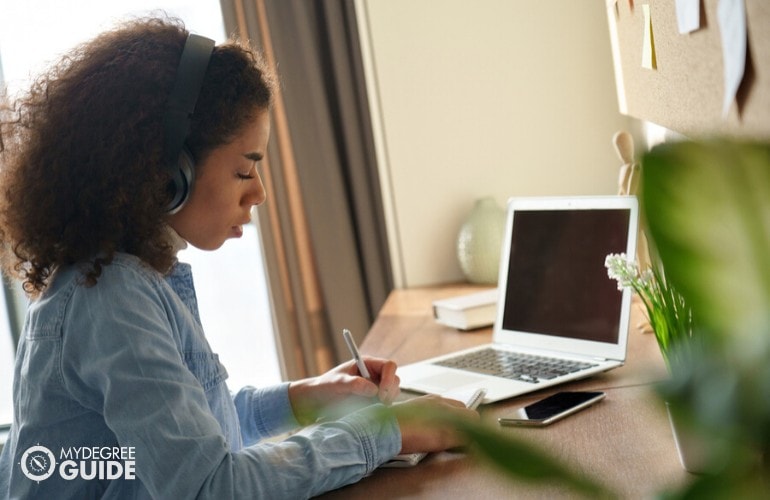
[0,17,476,499]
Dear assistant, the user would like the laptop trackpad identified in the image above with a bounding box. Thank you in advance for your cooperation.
[414,372,488,392]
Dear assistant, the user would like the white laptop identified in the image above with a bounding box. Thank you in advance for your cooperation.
[398,195,639,403]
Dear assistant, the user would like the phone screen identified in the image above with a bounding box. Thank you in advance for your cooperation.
[498,391,605,426]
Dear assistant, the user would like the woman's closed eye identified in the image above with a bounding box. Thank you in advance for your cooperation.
[237,163,257,180]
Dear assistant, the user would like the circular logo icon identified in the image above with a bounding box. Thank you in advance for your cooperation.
[20,445,56,482]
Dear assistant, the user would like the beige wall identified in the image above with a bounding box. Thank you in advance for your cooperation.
[357,0,632,288]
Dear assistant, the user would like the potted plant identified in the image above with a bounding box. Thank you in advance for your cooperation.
[636,138,770,496]
[604,250,709,474]
[604,253,694,373]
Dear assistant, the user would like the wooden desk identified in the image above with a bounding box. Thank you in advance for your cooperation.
[321,285,691,499]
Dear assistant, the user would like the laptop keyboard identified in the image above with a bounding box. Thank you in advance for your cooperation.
[434,348,598,384]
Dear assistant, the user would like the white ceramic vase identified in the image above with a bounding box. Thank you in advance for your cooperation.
[456,197,506,285]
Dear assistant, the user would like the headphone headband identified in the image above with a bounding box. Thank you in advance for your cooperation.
[163,33,215,213]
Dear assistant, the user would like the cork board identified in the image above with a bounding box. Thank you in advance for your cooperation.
[606,0,770,139]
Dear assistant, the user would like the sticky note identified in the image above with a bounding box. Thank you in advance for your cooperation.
[675,0,700,34]
[642,4,656,70]
[718,0,747,117]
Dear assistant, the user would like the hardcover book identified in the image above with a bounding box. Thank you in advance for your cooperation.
[432,289,498,330]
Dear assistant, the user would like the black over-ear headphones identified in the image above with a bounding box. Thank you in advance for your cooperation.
[162,33,215,214]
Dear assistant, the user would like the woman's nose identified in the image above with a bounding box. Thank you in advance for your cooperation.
[245,172,267,207]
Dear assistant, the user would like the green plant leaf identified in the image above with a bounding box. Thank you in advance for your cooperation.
[372,404,612,497]
[641,140,770,345]
[453,418,613,498]
[641,139,770,492]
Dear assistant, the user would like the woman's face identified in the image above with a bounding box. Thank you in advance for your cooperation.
[168,110,270,250]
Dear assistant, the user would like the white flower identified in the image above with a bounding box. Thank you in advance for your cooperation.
[639,269,655,288]
[604,253,639,291]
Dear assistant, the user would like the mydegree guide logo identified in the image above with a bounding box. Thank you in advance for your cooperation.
[19,444,136,482]
[20,445,56,482]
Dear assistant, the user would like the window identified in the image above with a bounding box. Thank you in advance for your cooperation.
[0,0,282,427]
[0,285,15,426]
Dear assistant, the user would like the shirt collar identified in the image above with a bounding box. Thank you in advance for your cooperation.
[165,225,188,255]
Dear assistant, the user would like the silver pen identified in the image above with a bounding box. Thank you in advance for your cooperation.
[342,329,371,380]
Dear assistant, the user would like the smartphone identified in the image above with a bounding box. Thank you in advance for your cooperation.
[498,391,605,427]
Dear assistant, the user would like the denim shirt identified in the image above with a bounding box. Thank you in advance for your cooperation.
[0,253,400,499]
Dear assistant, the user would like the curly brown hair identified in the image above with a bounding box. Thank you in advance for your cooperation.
[0,17,275,296]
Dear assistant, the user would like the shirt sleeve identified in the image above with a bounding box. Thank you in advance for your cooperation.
[60,267,401,499]
[203,407,400,498]
[233,384,300,445]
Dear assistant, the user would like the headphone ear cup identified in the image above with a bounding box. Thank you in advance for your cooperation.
[163,33,212,214]
[165,148,195,214]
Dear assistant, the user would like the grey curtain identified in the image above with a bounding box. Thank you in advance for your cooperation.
[220,0,392,378]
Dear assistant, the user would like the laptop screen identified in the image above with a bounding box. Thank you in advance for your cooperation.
[501,208,631,344]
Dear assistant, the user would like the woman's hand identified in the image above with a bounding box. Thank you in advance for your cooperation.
[288,357,400,425]
[392,394,481,454]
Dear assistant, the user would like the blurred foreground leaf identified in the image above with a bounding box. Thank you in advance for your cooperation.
[642,140,770,345]
[453,417,613,498]
[641,139,770,496]
[372,404,612,498]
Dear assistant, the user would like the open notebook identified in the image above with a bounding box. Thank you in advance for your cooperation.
[398,195,639,403]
